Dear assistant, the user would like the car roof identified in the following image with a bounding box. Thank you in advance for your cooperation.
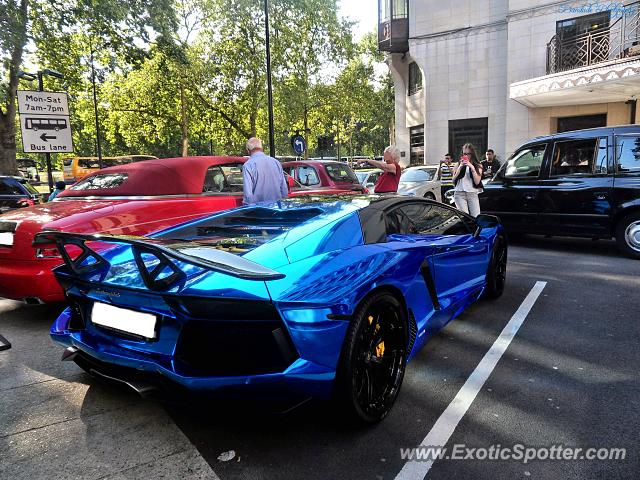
[58,156,246,198]
[524,124,640,146]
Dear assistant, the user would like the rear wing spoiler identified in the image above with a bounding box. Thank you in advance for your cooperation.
[34,231,285,291]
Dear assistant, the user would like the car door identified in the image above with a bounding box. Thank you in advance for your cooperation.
[480,143,548,233]
[612,132,640,221]
[536,134,613,236]
[386,202,487,327]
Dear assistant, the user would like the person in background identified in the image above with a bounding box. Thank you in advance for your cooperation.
[48,181,66,202]
[242,137,288,204]
[439,153,457,200]
[452,143,484,217]
[482,149,501,179]
[366,146,402,193]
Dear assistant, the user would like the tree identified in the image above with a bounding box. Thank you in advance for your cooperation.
[0,0,177,174]
[0,0,28,174]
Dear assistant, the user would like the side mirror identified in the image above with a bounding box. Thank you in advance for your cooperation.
[475,214,500,236]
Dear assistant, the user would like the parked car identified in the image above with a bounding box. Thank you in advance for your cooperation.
[355,168,383,193]
[44,195,506,423]
[480,125,640,258]
[62,155,158,182]
[0,156,353,304]
[0,176,42,214]
[397,166,441,201]
[282,160,367,193]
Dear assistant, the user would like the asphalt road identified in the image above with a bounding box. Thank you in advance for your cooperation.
[1,235,638,479]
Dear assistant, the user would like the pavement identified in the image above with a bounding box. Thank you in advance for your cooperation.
[1,235,638,479]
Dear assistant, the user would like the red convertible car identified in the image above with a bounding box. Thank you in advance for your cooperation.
[0,155,351,304]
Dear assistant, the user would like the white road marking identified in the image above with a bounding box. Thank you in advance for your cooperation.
[395,281,547,480]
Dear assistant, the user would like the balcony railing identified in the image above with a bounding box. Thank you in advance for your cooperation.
[547,2,640,74]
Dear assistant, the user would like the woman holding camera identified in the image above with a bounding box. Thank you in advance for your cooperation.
[452,143,484,217]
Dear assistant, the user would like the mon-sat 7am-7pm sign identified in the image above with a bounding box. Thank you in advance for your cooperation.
[17,90,74,153]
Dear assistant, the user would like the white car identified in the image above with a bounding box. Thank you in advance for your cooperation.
[355,168,383,193]
[397,166,441,201]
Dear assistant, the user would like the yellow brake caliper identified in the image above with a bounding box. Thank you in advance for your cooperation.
[369,316,385,358]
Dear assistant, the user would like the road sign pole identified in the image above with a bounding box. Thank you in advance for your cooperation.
[37,72,54,192]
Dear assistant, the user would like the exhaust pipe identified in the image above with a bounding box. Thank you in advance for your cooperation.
[24,297,44,305]
[61,346,79,361]
[63,347,158,397]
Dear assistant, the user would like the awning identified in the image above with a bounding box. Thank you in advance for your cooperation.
[510,58,640,107]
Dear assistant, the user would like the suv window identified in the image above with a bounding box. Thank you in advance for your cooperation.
[0,178,24,195]
[386,203,471,236]
[505,144,546,178]
[298,166,320,186]
[550,138,597,176]
[615,135,640,172]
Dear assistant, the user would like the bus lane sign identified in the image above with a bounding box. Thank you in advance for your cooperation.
[17,90,74,153]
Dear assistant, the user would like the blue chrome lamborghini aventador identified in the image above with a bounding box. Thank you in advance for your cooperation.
[40,195,507,423]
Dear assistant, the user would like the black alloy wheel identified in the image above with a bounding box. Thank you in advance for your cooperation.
[484,235,507,299]
[335,292,407,424]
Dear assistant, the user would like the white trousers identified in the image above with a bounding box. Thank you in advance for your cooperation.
[454,191,481,217]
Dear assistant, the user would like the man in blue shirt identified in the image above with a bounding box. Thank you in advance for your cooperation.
[242,137,288,204]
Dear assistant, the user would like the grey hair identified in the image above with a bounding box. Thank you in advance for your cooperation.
[384,145,400,162]
[246,137,263,152]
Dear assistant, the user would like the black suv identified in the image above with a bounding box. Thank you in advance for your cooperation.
[480,125,640,258]
[0,176,42,214]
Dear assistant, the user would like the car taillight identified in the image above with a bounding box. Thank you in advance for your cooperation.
[363,187,370,194]
[36,247,61,259]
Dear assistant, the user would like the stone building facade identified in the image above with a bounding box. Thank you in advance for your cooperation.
[379,0,640,166]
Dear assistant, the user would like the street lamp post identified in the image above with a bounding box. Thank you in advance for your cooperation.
[89,39,104,169]
[19,68,64,191]
[264,0,276,157]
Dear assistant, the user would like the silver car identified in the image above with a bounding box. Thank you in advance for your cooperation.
[397,166,441,201]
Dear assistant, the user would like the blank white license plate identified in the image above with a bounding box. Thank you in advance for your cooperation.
[0,232,13,247]
[91,302,157,339]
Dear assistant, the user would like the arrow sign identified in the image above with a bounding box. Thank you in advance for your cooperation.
[291,135,306,155]
[40,133,57,142]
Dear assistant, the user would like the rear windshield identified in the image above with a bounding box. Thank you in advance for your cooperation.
[401,168,436,182]
[158,207,324,252]
[324,163,358,183]
[70,173,129,191]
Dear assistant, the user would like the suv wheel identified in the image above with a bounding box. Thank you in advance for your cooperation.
[615,212,640,259]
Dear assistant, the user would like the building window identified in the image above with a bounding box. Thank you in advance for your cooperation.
[410,125,424,166]
[448,118,488,162]
[551,11,611,72]
[408,62,422,96]
[557,114,606,133]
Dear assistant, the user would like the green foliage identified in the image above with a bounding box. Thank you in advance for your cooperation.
[1,0,393,170]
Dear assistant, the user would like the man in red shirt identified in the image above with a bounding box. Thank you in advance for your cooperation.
[366,146,402,193]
